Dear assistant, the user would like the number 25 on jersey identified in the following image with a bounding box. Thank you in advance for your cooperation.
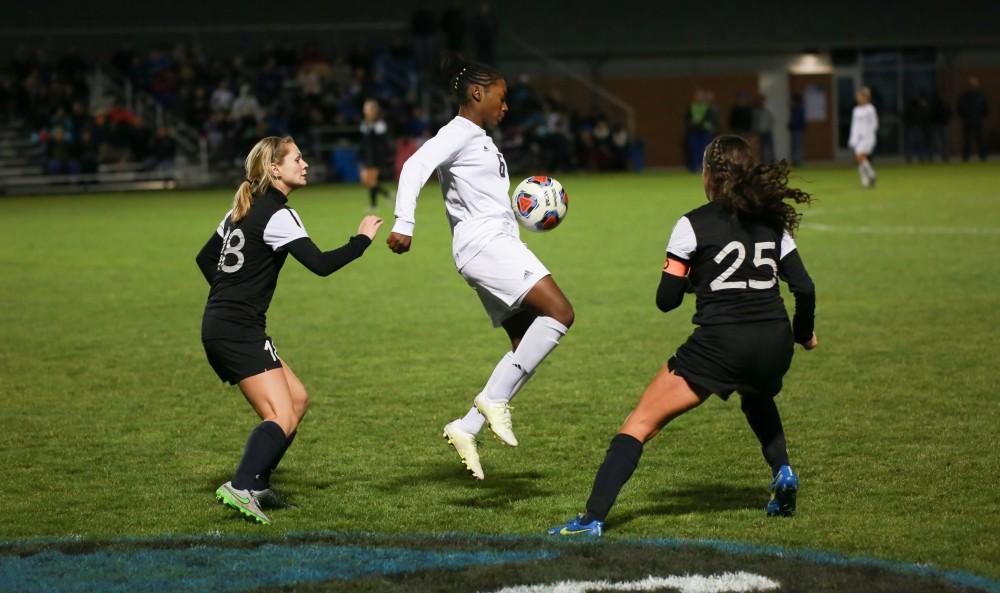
[710,241,777,291]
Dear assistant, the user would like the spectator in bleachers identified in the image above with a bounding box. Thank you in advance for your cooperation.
[43,126,76,175]
[146,126,177,171]
[211,80,235,113]
[130,116,153,166]
[232,83,263,127]
[77,127,99,174]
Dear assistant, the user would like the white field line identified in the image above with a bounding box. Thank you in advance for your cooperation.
[485,572,781,593]
[800,222,1000,236]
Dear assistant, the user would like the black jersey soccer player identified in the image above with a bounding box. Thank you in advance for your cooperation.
[359,98,392,211]
[196,136,382,525]
[550,135,818,537]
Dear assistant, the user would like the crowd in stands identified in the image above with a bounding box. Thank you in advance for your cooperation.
[0,48,177,176]
[1,8,637,181]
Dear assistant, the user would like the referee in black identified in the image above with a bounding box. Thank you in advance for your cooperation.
[551,135,818,537]
[196,136,382,525]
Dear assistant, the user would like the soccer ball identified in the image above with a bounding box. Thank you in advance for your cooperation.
[511,176,569,232]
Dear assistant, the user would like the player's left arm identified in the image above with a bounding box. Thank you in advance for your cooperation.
[777,231,816,347]
[657,216,696,312]
[196,233,222,285]
[286,235,373,277]
[656,257,690,312]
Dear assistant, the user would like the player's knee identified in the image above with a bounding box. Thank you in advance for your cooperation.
[552,302,575,329]
[294,392,310,420]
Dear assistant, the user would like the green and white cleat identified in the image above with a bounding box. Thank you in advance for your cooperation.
[443,421,485,480]
[474,393,518,447]
[216,481,271,525]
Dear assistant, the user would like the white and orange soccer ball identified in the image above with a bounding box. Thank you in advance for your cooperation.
[511,175,569,232]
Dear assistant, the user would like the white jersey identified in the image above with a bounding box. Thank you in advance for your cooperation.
[848,104,878,149]
[391,115,514,269]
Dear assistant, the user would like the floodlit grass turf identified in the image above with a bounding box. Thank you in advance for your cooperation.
[1,162,998,580]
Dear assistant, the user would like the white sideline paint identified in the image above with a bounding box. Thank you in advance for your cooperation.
[800,222,1000,236]
[483,572,781,593]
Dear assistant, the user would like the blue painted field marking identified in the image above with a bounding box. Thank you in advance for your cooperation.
[0,544,557,593]
[1,530,997,593]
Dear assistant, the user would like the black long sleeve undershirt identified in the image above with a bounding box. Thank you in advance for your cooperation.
[196,233,223,285]
[655,272,688,312]
[778,250,816,344]
[285,234,372,276]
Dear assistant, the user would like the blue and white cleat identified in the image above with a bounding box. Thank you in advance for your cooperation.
[548,514,604,537]
[766,465,798,516]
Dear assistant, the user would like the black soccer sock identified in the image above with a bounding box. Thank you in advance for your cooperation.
[232,420,287,491]
[375,184,388,198]
[584,433,644,522]
[260,430,297,487]
[741,396,790,476]
[368,186,378,208]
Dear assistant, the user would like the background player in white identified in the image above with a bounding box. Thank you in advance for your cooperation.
[385,58,575,480]
[196,136,382,524]
[550,136,818,537]
[849,87,879,188]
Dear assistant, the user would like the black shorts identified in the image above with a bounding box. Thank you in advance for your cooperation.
[203,335,283,385]
[668,321,793,400]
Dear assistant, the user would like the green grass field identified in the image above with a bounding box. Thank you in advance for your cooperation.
[1,162,998,584]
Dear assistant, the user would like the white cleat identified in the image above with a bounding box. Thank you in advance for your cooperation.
[474,393,518,447]
[443,421,485,480]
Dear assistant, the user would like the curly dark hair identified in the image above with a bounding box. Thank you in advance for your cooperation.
[703,135,812,235]
[441,56,503,105]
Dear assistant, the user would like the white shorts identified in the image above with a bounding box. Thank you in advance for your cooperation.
[853,138,876,156]
[458,235,551,327]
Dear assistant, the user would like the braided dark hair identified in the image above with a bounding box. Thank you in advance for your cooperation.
[703,135,812,235]
[441,56,503,105]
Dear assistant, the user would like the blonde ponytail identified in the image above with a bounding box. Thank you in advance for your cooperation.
[230,136,295,223]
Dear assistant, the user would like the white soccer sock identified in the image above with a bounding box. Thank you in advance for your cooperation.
[862,160,876,179]
[484,316,568,402]
[857,164,869,185]
[455,406,486,434]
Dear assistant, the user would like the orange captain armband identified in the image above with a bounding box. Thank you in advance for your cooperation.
[663,257,689,277]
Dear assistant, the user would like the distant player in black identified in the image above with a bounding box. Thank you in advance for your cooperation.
[550,135,817,537]
[196,136,383,525]
[360,98,392,211]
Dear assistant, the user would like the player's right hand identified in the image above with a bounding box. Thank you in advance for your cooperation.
[357,215,383,240]
[803,332,819,350]
[387,232,412,254]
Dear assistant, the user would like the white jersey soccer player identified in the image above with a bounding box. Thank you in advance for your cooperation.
[849,88,879,188]
[387,60,575,480]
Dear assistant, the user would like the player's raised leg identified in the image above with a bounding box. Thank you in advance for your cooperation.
[474,276,573,446]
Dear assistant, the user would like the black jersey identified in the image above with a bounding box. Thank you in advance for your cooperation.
[201,187,309,339]
[666,200,796,327]
[360,119,391,167]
